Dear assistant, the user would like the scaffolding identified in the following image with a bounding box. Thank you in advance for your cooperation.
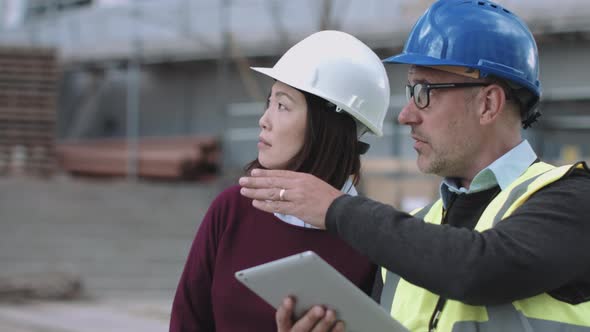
[0,0,589,182]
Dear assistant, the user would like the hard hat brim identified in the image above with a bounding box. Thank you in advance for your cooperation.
[250,66,384,137]
[383,53,541,97]
[383,53,467,67]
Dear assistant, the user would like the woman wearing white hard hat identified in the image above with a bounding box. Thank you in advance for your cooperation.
[170,30,390,331]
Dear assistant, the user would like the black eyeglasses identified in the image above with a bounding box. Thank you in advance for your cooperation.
[406,82,491,109]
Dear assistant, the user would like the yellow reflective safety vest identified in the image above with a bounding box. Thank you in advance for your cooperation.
[381,162,590,332]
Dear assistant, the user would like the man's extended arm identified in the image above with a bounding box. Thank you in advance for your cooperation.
[326,171,590,305]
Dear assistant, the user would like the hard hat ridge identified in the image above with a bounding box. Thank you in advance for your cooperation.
[251,30,390,137]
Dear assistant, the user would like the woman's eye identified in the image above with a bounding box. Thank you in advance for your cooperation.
[278,103,287,111]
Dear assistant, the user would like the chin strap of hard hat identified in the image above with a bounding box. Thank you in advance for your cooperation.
[326,101,344,113]
[325,101,371,154]
[358,141,370,155]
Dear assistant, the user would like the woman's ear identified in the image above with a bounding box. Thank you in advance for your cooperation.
[479,84,506,126]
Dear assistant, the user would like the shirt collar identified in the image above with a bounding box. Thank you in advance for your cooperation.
[440,140,537,207]
[274,178,357,229]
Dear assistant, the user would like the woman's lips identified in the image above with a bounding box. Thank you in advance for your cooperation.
[258,136,272,149]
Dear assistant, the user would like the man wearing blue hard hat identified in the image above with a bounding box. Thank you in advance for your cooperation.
[240,1,590,331]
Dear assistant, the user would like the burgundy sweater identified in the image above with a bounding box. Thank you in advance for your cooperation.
[170,185,376,332]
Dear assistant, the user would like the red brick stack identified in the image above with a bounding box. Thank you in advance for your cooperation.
[56,136,220,181]
[0,47,58,177]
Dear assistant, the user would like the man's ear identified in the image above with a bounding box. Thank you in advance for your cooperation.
[479,84,506,125]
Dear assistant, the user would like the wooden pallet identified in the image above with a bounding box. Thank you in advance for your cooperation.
[0,47,58,177]
[56,136,220,181]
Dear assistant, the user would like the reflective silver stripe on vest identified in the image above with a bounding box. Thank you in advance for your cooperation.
[452,305,534,332]
[491,171,548,226]
[381,164,590,331]
[455,163,590,331]
[452,305,590,331]
[380,204,434,310]
[381,271,400,312]
[413,203,435,220]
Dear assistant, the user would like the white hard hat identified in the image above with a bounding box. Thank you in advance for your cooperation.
[251,30,390,137]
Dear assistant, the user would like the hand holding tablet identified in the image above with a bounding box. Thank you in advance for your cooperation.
[235,251,408,332]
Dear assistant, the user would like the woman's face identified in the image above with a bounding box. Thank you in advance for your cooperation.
[257,81,308,170]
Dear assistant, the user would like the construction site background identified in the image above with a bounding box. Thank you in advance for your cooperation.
[1,0,589,331]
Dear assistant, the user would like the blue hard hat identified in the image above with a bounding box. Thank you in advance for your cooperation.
[384,0,541,127]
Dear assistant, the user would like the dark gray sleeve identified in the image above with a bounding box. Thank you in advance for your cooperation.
[325,172,590,305]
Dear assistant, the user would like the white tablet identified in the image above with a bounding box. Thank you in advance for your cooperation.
[235,251,408,332]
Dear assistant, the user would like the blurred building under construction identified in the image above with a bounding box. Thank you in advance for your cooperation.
[0,0,589,205]
[1,2,590,323]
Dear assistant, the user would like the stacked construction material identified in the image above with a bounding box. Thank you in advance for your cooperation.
[56,136,220,180]
[0,47,58,177]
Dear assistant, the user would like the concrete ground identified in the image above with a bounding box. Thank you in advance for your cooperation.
[0,173,234,331]
[0,299,171,332]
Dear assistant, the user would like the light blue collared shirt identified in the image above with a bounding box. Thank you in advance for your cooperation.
[440,140,538,208]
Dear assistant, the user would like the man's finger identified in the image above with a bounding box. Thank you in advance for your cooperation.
[250,168,296,178]
[252,199,295,215]
[240,187,283,201]
[291,306,325,332]
[239,175,296,190]
[276,297,295,332]
[332,321,345,332]
[239,176,278,189]
[251,199,275,214]
[310,309,338,332]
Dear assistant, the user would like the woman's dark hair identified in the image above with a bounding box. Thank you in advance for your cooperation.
[245,89,362,189]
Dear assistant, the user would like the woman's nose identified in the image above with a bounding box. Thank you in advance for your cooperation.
[259,108,270,130]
